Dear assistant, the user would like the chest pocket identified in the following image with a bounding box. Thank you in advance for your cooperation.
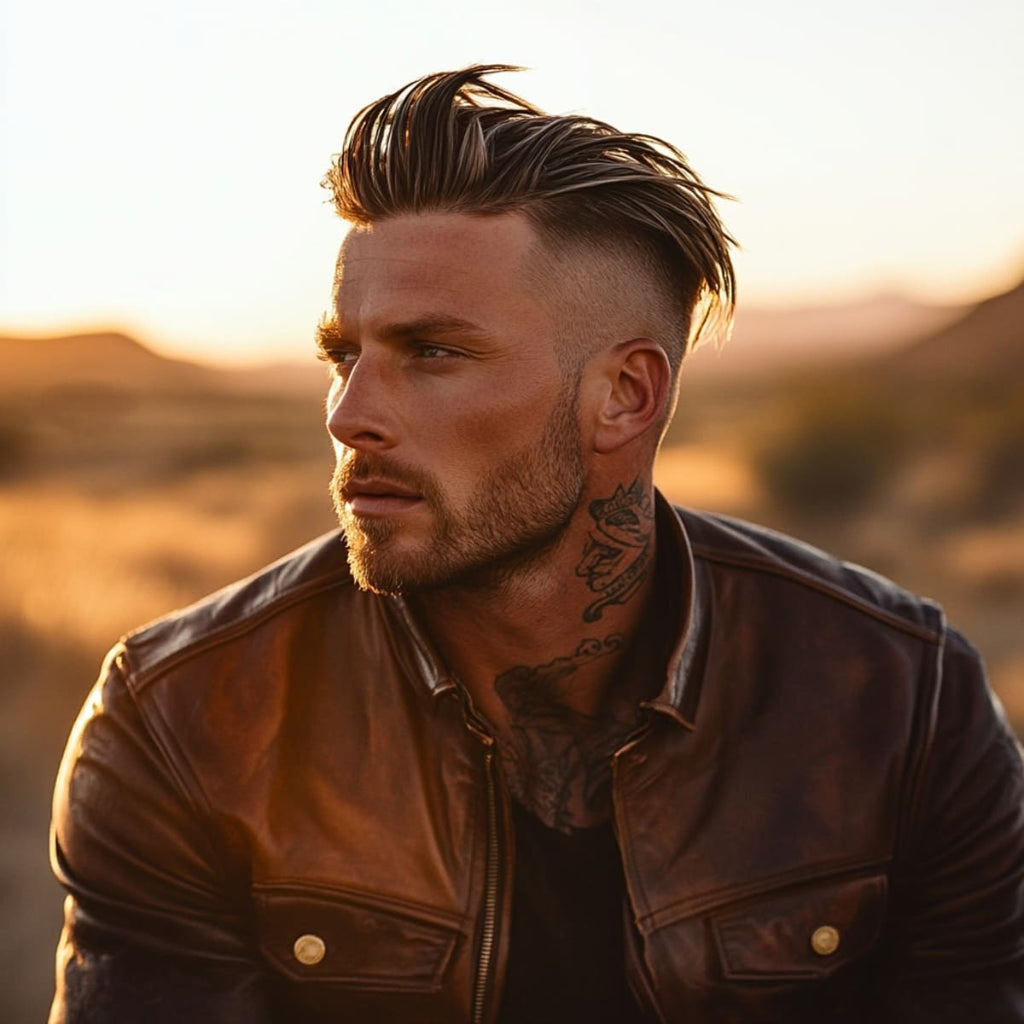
[711,872,887,981]
[254,884,465,992]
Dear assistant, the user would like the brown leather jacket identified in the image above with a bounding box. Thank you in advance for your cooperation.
[50,502,1024,1022]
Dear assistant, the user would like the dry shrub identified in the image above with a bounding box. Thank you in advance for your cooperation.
[754,382,907,518]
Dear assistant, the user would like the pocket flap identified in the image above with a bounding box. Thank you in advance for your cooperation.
[254,886,463,991]
[712,873,886,981]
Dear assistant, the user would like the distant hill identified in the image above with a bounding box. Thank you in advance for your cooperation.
[2,282,1012,398]
[879,278,1024,380]
[0,332,329,398]
[0,332,217,395]
[686,294,967,379]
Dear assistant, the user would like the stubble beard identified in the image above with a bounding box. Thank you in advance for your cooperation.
[330,393,585,596]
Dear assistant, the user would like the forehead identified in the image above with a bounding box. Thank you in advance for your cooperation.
[332,211,549,330]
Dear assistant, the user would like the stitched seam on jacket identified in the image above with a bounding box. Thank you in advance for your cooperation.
[639,855,893,933]
[112,649,240,897]
[688,543,941,643]
[124,567,354,692]
[892,617,946,861]
[251,880,471,933]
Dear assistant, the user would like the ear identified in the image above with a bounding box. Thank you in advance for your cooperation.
[590,339,671,454]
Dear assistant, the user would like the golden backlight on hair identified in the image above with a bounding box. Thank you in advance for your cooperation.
[321,65,736,371]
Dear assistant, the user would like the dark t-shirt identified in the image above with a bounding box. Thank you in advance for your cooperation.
[496,799,651,1023]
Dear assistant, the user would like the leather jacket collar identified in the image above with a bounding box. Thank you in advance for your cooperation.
[386,489,707,728]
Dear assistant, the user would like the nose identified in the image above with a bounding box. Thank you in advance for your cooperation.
[325,358,396,451]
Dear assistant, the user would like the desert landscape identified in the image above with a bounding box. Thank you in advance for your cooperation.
[2,281,1022,1020]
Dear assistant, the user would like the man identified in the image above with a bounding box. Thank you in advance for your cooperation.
[50,65,1024,1022]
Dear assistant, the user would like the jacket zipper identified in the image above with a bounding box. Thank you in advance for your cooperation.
[472,749,500,1024]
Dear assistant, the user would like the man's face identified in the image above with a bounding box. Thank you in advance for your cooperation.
[323,211,586,594]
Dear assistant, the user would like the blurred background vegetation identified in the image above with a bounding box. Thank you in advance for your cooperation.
[1,278,1021,1020]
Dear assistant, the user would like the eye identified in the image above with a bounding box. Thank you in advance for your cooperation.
[412,341,461,360]
[317,346,359,374]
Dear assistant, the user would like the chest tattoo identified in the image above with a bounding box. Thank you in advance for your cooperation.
[494,635,638,832]
[575,478,654,622]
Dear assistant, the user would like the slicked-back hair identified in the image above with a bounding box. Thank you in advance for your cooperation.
[322,65,736,375]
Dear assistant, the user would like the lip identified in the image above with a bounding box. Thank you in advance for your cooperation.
[342,478,423,516]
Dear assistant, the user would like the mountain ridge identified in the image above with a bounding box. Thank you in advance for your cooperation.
[3,282,1017,394]
[878,279,1024,379]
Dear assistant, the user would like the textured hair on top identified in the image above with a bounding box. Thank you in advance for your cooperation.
[322,64,736,366]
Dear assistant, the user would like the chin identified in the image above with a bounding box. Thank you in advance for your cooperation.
[348,557,415,595]
[341,526,439,595]
[344,533,404,595]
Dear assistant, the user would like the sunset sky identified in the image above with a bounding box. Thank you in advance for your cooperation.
[1,0,1021,365]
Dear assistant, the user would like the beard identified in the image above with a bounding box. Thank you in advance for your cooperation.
[330,389,585,596]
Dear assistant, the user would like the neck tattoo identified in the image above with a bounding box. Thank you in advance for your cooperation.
[492,479,656,832]
[575,479,654,622]
[494,635,636,832]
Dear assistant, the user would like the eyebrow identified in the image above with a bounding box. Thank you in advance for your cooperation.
[315,317,345,351]
[315,314,490,350]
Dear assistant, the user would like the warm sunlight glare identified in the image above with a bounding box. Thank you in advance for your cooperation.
[2,0,1022,363]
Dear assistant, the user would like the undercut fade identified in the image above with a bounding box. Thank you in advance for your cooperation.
[322,64,736,370]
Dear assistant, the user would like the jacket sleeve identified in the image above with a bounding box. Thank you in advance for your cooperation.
[882,627,1024,1022]
[49,645,274,1023]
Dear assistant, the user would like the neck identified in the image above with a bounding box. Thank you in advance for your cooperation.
[411,475,662,832]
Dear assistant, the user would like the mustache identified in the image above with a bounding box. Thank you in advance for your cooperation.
[331,452,440,502]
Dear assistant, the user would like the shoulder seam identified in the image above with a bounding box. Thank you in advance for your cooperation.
[123,566,354,692]
[111,646,224,843]
[690,541,942,644]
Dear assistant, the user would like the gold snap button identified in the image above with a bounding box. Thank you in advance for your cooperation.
[293,933,326,966]
[810,925,840,956]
